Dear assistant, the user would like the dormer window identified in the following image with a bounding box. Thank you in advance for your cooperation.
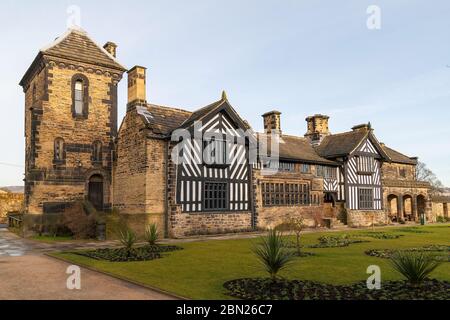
[71,74,89,118]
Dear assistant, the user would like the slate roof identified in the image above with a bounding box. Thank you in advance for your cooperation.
[381,145,418,165]
[315,130,368,158]
[20,28,126,86]
[41,28,126,71]
[136,103,192,136]
[258,133,338,166]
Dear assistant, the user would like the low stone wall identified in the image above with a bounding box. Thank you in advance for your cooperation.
[169,209,253,238]
[0,193,24,224]
[347,210,387,227]
[257,205,325,229]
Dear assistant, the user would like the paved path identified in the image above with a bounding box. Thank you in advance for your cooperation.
[0,227,175,300]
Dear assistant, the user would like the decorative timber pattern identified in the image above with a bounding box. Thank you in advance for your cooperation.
[176,112,251,213]
[345,138,382,210]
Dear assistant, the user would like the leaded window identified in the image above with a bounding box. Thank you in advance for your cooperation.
[204,182,228,211]
[359,188,374,210]
[261,182,310,207]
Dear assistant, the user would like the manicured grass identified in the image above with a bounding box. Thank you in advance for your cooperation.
[51,224,450,300]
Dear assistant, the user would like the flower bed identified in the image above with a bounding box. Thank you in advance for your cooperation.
[365,245,449,262]
[357,232,403,240]
[224,278,450,300]
[307,235,369,248]
[75,245,183,262]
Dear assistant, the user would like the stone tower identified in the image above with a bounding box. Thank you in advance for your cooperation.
[19,28,126,216]
[305,114,330,145]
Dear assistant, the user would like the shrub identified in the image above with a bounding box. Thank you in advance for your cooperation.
[390,251,442,286]
[253,229,294,280]
[62,202,97,239]
[145,224,159,246]
[119,228,137,256]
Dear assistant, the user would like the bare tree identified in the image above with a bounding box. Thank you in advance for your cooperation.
[416,162,444,194]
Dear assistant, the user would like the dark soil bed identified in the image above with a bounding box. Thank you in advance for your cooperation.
[75,245,183,262]
[224,278,450,300]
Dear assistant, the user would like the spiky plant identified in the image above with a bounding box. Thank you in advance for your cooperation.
[145,224,159,246]
[119,228,137,256]
[253,229,294,280]
[390,251,442,286]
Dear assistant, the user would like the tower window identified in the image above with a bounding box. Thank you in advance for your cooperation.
[54,138,65,162]
[74,80,83,115]
[71,74,89,118]
[92,141,102,163]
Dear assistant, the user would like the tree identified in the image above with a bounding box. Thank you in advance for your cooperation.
[289,216,305,256]
[416,162,444,194]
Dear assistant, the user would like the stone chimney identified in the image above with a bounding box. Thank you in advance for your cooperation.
[127,66,147,109]
[103,42,117,58]
[305,114,330,145]
[262,111,282,135]
[352,122,372,132]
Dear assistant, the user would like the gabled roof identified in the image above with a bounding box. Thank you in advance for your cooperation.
[20,27,126,86]
[258,133,338,166]
[315,128,389,160]
[382,145,418,165]
[134,92,251,138]
[315,130,368,158]
[136,104,192,136]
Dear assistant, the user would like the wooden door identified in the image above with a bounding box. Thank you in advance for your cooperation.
[88,175,104,211]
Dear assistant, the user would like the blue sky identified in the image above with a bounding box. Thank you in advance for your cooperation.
[0,0,449,186]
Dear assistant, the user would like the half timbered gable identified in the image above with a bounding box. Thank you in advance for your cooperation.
[175,99,253,213]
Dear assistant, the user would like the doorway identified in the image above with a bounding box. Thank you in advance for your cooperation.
[88,174,104,211]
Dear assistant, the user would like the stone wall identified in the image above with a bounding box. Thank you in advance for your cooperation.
[347,210,387,227]
[431,201,449,219]
[113,109,148,214]
[382,162,416,181]
[253,168,328,229]
[0,193,24,224]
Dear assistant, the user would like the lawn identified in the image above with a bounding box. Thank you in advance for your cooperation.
[51,224,450,300]
[32,235,74,243]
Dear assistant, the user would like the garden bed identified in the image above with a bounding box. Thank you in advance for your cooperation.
[357,232,403,240]
[365,245,450,262]
[224,278,450,300]
[75,245,183,262]
[307,235,369,248]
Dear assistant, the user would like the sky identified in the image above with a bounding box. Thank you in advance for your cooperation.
[0,0,449,186]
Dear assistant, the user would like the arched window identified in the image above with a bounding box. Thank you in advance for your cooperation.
[54,138,65,161]
[71,74,89,118]
[92,141,102,163]
[74,80,83,115]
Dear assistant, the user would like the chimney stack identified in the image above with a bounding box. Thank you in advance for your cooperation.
[127,66,147,109]
[103,42,117,58]
[262,111,282,135]
[305,114,330,146]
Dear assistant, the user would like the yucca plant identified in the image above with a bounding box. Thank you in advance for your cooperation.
[390,251,442,286]
[119,228,137,256]
[145,223,159,246]
[253,229,294,280]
